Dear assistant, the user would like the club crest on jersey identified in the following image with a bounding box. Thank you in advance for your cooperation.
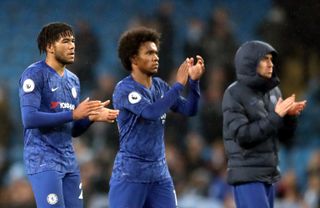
[22,79,35,93]
[128,91,141,104]
[47,193,58,205]
[71,87,77,98]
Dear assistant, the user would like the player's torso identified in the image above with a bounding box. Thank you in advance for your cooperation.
[22,63,80,174]
[112,77,171,182]
[117,77,168,160]
[42,72,78,112]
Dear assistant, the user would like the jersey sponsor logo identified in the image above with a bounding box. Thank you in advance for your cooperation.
[50,102,60,109]
[22,79,35,93]
[71,87,77,98]
[47,193,58,205]
[50,101,75,110]
[51,87,59,92]
[128,91,141,104]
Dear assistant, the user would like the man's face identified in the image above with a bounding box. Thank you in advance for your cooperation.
[256,53,273,79]
[51,35,75,65]
[134,41,159,76]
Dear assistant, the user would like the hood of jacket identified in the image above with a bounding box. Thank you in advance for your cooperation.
[234,40,280,92]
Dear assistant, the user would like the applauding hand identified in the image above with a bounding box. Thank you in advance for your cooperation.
[89,100,119,123]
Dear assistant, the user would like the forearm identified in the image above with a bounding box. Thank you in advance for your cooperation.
[72,118,93,137]
[21,106,73,129]
[140,82,184,120]
[173,79,200,116]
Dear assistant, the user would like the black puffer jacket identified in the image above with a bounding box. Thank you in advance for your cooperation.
[222,41,297,185]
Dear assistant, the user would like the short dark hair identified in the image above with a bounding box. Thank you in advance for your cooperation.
[37,22,74,54]
[118,27,161,71]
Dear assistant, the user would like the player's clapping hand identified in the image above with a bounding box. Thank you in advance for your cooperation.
[188,55,205,80]
[72,97,103,120]
[287,99,307,116]
[89,100,120,123]
[176,58,190,86]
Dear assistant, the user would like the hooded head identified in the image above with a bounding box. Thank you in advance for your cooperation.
[234,40,279,92]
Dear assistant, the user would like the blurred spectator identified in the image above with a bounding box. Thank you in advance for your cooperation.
[1,178,35,208]
[304,173,320,208]
[183,132,207,173]
[277,0,320,54]
[85,73,119,151]
[277,0,320,83]
[183,17,205,59]
[166,142,188,196]
[278,56,306,100]
[0,84,13,187]
[198,68,227,144]
[208,141,234,207]
[256,4,287,60]
[154,0,175,81]
[69,20,101,94]
[294,76,320,146]
[179,168,221,208]
[275,170,307,208]
[304,151,320,208]
[202,6,238,84]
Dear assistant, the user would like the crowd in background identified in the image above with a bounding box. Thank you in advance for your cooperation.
[0,0,320,207]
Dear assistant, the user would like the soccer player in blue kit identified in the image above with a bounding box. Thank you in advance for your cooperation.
[108,27,205,207]
[19,22,119,208]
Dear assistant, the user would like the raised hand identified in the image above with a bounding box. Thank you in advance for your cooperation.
[72,97,103,120]
[188,55,205,80]
[287,100,307,116]
[176,58,190,86]
[274,94,295,117]
[89,100,120,123]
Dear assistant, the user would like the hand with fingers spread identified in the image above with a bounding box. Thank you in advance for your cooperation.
[72,97,104,120]
[89,100,120,123]
[274,94,295,117]
[287,99,307,116]
[188,55,205,80]
[176,58,190,86]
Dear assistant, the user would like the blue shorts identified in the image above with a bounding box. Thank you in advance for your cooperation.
[28,170,83,208]
[108,178,177,208]
[233,182,275,208]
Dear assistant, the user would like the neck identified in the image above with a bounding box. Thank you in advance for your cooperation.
[131,69,152,88]
[45,57,65,76]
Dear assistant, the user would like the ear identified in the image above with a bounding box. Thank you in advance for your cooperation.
[46,43,54,54]
[130,55,138,66]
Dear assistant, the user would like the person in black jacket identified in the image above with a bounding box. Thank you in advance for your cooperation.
[222,40,306,208]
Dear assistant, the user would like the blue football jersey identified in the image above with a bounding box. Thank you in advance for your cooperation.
[111,75,172,183]
[19,60,80,174]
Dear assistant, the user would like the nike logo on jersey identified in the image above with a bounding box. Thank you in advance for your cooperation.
[51,87,59,92]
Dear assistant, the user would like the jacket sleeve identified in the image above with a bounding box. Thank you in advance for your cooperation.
[222,88,283,148]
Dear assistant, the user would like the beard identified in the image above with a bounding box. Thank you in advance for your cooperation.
[140,66,158,76]
[55,53,74,65]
